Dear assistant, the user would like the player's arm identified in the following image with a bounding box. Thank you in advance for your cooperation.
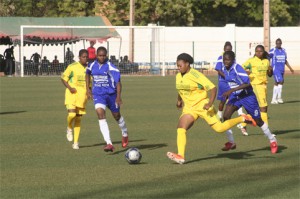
[85,72,92,99]
[204,86,217,111]
[61,78,76,93]
[285,60,294,74]
[177,94,183,109]
[115,81,123,107]
[223,65,251,98]
[61,67,76,93]
[217,70,225,78]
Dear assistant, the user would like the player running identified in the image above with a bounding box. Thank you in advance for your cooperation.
[242,45,272,125]
[221,51,278,153]
[269,38,294,104]
[167,53,256,164]
[61,49,88,150]
[214,41,247,135]
[86,46,128,152]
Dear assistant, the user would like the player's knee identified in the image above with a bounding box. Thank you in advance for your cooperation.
[68,112,76,119]
[211,122,224,133]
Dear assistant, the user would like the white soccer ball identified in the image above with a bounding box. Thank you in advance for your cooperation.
[125,147,142,164]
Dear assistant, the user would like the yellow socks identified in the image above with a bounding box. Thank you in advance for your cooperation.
[67,112,76,129]
[261,112,268,125]
[212,116,243,133]
[177,128,187,158]
[74,116,82,143]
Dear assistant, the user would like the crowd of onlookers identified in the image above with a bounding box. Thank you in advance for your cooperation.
[0,42,139,76]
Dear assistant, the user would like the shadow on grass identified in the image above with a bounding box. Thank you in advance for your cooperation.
[111,143,168,155]
[281,100,300,104]
[0,111,27,115]
[272,129,300,135]
[185,145,287,164]
[79,139,147,149]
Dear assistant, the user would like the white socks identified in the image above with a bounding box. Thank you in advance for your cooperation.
[217,110,223,120]
[237,107,244,116]
[118,116,128,137]
[272,85,278,101]
[226,129,234,143]
[261,123,276,142]
[99,119,112,145]
[277,85,282,99]
[272,85,283,101]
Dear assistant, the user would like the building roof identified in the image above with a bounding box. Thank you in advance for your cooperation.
[0,16,120,45]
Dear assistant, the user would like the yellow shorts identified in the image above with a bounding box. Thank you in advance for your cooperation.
[181,99,219,125]
[66,104,86,115]
[252,83,267,107]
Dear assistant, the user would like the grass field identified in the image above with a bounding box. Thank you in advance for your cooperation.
[1,75,299,199]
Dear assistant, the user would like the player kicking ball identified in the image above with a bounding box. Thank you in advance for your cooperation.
[167,53,256,164]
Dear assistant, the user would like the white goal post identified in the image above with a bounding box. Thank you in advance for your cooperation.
[20,25,166,77]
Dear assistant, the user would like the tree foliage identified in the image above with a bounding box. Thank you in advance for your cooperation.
[0,0,299,27]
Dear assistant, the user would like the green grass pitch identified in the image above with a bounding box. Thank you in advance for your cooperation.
[1,75,299,198]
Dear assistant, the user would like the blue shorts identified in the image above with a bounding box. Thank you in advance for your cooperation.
[93,93,120,113]
[217,80,230,101]
[273,71,284,83]
[227,91,261,119]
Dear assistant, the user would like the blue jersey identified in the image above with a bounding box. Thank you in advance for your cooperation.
[86,60,120,95]
[214,55,225,82]
[269,47,287,72]
[222,63,252,98]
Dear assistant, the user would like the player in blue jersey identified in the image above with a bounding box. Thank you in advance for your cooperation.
[221,51,278,153]
[85,47,128,152]
[214,41,247,135]
[269,38,294,104]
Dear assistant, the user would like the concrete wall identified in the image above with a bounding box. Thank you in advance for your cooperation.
[1,25,299,72]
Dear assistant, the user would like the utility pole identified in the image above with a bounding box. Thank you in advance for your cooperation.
[263,0,270,51]
[129,0,135,62]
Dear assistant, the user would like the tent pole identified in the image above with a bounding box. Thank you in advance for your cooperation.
[20,25,24,77]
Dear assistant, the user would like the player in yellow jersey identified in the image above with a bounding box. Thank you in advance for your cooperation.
[61,49,88,150]
[167,53,256,164]
[242,45,273,126]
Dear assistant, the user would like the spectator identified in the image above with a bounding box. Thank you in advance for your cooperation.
[87,40,96,63]
[52,55,60,75]
[66,47,74,65]
[30,52,41,76]
[3,46,15,76]
[41,56,50,75]
[0,54,4,73]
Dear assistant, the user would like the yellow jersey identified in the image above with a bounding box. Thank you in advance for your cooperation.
[242,56,270,84]
[61,62,87,108]
[176,68,215,108]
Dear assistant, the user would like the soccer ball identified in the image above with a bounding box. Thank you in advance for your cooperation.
[125,147,142,164]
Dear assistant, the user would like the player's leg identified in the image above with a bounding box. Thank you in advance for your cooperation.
[253,84,269,124]
[216,81,228,121]
[271,72,283,104]
[167,113,195,164]
[221,104,239,151]
[236,107,248,136]
[243,94,278,153]
[217,100,226,121]
[72,114,82,150]
[66,105,76,142]
[94,95,114,152]
[109,94,129,148]
[277,77,284,103]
